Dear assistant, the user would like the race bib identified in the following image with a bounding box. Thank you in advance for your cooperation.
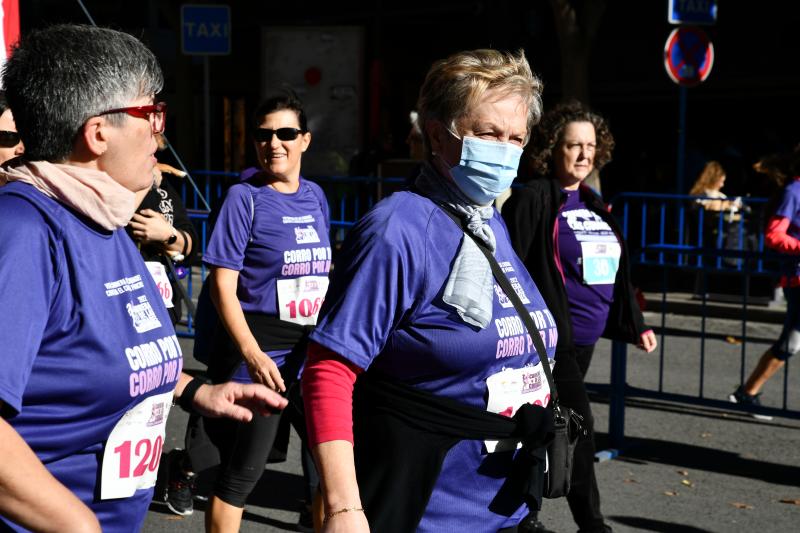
[277,276,329,325]
[144,261,174,308]
[580,241,621,285]
[485,363,552,453]
[100,391,172,500]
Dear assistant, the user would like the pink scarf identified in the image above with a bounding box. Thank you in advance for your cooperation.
[0,161,136,230]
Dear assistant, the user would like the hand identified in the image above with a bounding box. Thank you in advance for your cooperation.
[322,509,369,533]
[191,381,288,422]
[637,330,658,353]
[129,209,173,244]
[243,349,286,392]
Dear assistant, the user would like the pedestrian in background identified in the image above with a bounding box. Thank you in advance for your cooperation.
[730,146,800,419]
[503,100,656,533]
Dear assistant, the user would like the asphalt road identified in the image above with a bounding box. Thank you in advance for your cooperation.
[142,310,800,532]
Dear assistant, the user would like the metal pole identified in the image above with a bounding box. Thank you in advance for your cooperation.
[76,0,97,25]
[676,86,688,194]
[609,340,628,449]
[203,56,211,175]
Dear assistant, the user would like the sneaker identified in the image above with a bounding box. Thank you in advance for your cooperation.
[164,452,196,516]
[297,503,314,533]
[729,386,773,420]
[296,502,314,533]
[518,513,557,533]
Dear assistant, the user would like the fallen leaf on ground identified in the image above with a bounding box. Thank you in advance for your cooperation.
[700,432,712,438]
[779,499,800,505]
[681,479,694,487]
[726,336,743,345]
[664,491,678,496]
[677,470,689,475]
[731,502,754,509]
[623,478,638,483]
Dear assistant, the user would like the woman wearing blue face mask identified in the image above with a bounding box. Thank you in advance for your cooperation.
[301,49,557,533]
[503,101,656,533]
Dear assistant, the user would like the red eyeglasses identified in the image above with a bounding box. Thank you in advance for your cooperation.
[98,102,167,134]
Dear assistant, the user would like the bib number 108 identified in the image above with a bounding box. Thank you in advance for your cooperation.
[114,436,163,479]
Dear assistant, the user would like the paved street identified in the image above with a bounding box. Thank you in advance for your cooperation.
[143,310,800,532]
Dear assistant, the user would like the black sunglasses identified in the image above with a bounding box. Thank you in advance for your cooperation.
[0,130,20,148]
[253,127,306,142]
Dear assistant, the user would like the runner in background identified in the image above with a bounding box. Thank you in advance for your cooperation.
[730,146,800,419]
[127,134,197,327]
[200,93,328,533]
[0,90,24,164]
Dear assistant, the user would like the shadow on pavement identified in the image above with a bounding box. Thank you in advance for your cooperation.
[608,515,715,532]
[588,395,800,430]
[651,326,774,344]
[147,499,298,530]
[605,435,799,487]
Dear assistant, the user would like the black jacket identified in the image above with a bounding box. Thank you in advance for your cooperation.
[502,178,647,358]
[125,179,198,325]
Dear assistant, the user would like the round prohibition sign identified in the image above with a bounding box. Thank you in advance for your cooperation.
[664,26,714,87]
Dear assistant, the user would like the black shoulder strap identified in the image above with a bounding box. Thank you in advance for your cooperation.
[436,204,558,402]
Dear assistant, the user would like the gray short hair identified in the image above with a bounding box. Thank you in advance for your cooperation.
[416,49,543,157]
[2,24,164,162]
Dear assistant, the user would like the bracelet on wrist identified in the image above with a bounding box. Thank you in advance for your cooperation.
[323,506,364,524]
[176,376,209,413]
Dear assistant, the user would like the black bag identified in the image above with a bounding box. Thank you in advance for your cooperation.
[542,402,584,498]
[436,204,585,500]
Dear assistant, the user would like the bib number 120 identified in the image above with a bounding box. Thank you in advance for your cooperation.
[114,436,163,479]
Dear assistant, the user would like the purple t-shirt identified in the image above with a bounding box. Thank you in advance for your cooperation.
[0,182,180,533]
[204,176,330,377]
[774,179,800,278]
[310,191,558,532]
[557,189,620,346]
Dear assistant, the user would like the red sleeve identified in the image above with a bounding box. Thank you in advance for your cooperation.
[301,341,364,447]
[765,216,800,254]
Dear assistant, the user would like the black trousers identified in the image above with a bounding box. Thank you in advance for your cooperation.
[555,343,608,533]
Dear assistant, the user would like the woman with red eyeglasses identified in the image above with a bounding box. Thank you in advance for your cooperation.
[199,93,329,533]
[0,91,24,164]
[0,25,286,533]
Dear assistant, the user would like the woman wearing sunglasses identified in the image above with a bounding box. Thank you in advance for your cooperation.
[0,25,286,532]
[200,94,330,533]
[0,91,24,164]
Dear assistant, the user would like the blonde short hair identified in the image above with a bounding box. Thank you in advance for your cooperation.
[416,49,543,156]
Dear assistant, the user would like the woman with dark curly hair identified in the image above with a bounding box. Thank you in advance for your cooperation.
[503,101,656,533]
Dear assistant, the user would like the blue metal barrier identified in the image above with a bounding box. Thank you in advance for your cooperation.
[596,192,799,451]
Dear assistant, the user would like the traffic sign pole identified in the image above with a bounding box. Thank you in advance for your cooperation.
[664,25,713,193]
[677,86,687,194]
[181,4,231,175]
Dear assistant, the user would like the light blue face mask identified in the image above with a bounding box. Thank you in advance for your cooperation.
[445,134,524,205]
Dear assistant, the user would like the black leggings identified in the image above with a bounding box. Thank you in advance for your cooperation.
[555,344,607,533]
[205,404,284,507]
[203,319,316,508]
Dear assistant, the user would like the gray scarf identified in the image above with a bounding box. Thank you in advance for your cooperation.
[415,162,496,329]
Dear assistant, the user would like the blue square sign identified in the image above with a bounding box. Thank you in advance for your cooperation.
[181,4,231,55]
[668,0,717,26]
